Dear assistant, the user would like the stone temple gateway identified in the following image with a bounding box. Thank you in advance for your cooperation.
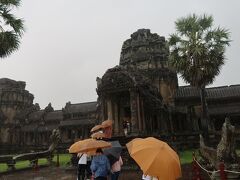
[96,29,178,136]
[1,29,240,152]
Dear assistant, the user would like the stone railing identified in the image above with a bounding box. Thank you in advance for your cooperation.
[0,129,60,172]
[0,151,53,171]
[0,155,15,171]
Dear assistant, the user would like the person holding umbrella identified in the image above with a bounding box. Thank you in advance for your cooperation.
[68,138,112,180]
[103,141,123,180]
[111,156,123,180]
[126,137,181,180]
[77,153,87,180]
[90,148,110,180]
[86,155,93,179]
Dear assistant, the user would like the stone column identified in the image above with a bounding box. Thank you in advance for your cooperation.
[113,102,119,135]
[130,90,139,134]
[168,113,174,133]
[186,107,193,131]
[107,99,113,120]
[102,98,106,121]
[81,126,84,139]
[39,133,42,145]
[190,107,199,131]
[97,95,105,123]
[141,99,146,132]
[149,116,153,133]
[157,115,161,133]
[137,94,142,132]
[84,127,88,138]
[75,129,78,139]
[119,105,124,135]
[160,111,167,134]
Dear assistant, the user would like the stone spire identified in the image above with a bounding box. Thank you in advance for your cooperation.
[120,29,169,69]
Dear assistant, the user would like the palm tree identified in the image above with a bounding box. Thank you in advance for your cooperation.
[169,14,230,140]
[0,0,24,58]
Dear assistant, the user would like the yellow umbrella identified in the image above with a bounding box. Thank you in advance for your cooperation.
[90,124,104,132]
[91,132,106,139]
[101,119,113,128]
[78,139,112,153]
[126,137,181,180]
[69,138,94,153]
[126,138,142,152]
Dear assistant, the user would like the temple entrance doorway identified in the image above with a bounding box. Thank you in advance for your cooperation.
[124,107,131,118]
[123,106,131,134]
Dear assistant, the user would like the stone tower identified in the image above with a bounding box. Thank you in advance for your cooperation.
[97,29,178,136]
[0,78,34,145]
[120,29,178,105]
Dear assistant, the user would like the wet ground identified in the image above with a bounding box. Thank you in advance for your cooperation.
[0,167,75,180]
[0,164,208,180]
[0,167,142,180]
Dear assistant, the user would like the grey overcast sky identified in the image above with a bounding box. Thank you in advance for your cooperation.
[0,0,239,110]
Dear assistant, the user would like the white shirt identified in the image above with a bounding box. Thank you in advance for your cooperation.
[78,153,87,164]
[142,175,152,180]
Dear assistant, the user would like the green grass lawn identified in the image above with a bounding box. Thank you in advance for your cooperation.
[179,150,197,164]
[0,150,195,172]
[0,151,199,173]
[0,154,71,173]
[53,153,71,166]
[1,149,239,173]
[179,149,240,164]
[0,163,7,172]
[0,150,193,172]
[0,151,195,172]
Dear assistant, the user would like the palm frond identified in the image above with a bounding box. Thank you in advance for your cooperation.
[1,10,24,35]
[0,31,20,58]
[0,0,21,7]
[198,14,213,30]
[175,14,201,36]
[169,14,230,87]
[168,34,181,45]
[0,0,24,58]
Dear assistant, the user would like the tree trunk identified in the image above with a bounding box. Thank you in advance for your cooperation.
[200,86,209,142]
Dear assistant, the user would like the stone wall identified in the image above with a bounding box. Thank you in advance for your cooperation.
[0,78,34,144]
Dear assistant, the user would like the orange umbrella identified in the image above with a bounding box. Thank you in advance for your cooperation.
[126,138,142,152]
[91,132,105,139]
[69,138,94,153]
[90,124,104,132]
[78,139,112,153]
[101,119,113,128]
[126,137,181,180]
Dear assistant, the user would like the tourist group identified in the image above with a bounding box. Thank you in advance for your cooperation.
[69,120,181,180]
